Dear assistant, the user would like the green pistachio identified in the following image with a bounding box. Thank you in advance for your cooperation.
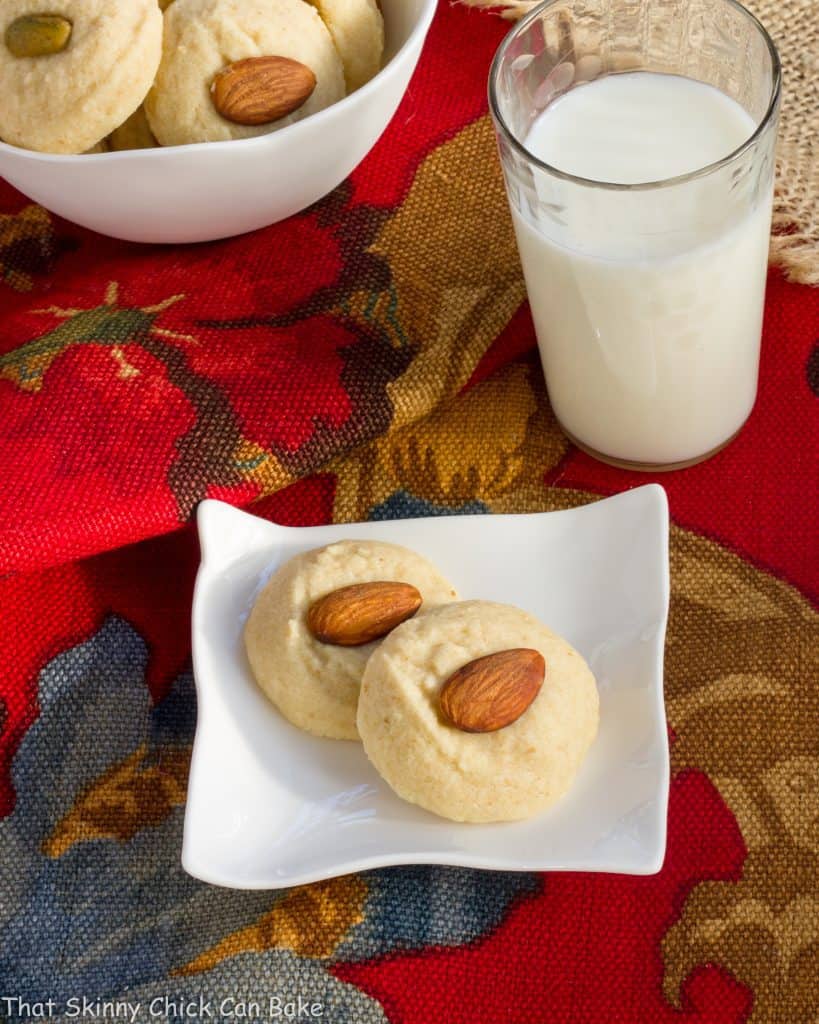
[5,14,73,58]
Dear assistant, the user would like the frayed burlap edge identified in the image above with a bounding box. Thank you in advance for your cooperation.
[464,0,819,284]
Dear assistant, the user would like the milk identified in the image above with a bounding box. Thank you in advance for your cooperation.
[513,72,772,466]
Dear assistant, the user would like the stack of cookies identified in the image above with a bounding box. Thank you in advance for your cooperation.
[0,0,384,154]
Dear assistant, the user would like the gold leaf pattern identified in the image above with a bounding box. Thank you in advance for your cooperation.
[0,204,55,292]
[174,875,368,975]
[379,363,539,504]
[329,361,566,521]
[366,116,526,430]
[661,530,819,1021]
[234,437,293,491]
[43,745,190,858]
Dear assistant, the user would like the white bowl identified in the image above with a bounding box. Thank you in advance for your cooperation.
[185,486,671,889]
[0,0,435,243]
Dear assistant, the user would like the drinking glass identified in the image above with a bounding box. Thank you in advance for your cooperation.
[489,0,781,469]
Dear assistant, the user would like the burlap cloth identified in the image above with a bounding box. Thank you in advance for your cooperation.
[467,0,819,284]
[0,1,817,1021]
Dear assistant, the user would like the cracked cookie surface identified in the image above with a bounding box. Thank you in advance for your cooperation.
[245,540,458,740]
[146,0,346,146]
[358,600,599,821]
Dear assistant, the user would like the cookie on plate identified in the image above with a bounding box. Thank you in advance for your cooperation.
[357,600,599,822]
[306,0,383,91]
[145,0,346,146]
[244,540,458,741]
[0,0,162,154]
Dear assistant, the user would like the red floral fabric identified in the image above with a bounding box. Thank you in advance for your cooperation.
[0,1,817,1020]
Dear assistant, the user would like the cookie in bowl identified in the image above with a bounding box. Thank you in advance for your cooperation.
[306,0,384,91]
[0,0,162,153]
[145,0,346,146]
[357,600,600,822]
[244,540,458,741]
[107,105,158,151]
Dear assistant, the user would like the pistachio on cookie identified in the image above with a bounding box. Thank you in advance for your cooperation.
[0,0,162,154]
[5,14,72,58]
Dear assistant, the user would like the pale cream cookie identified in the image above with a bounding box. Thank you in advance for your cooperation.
[306,0,384,91]
[107,106,157,151]
[357,601,600,822]
[0,0,162,154]
[244,540,458,740]
[145,0,346,146]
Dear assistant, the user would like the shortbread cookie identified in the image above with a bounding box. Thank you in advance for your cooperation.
[0,0,162,153]
[146,0,346,146]
[358,601,599,822]
[245,540,458,740]
[306,0,383,91]
[108,106,157,151]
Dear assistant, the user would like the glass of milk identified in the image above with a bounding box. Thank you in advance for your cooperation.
[489,0,781,469]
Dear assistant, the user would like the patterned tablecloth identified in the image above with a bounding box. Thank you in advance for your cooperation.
[1,2,817,1021]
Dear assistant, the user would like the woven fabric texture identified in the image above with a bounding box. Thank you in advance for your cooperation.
[0,1,818,1021]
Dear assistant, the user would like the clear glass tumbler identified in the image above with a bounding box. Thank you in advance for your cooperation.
[489,0,781,470]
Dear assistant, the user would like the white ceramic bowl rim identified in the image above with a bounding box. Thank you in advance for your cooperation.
[0,0,438,164]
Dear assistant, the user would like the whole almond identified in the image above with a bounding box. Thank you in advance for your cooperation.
[211,56,316,126]
[307,582,422,647]
[439,649,546,733]
[5,14,72,58]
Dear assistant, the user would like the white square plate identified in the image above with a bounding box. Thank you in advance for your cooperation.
[184,486,670,889]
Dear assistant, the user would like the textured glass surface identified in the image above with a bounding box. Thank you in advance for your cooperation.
[490,0,780,254]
